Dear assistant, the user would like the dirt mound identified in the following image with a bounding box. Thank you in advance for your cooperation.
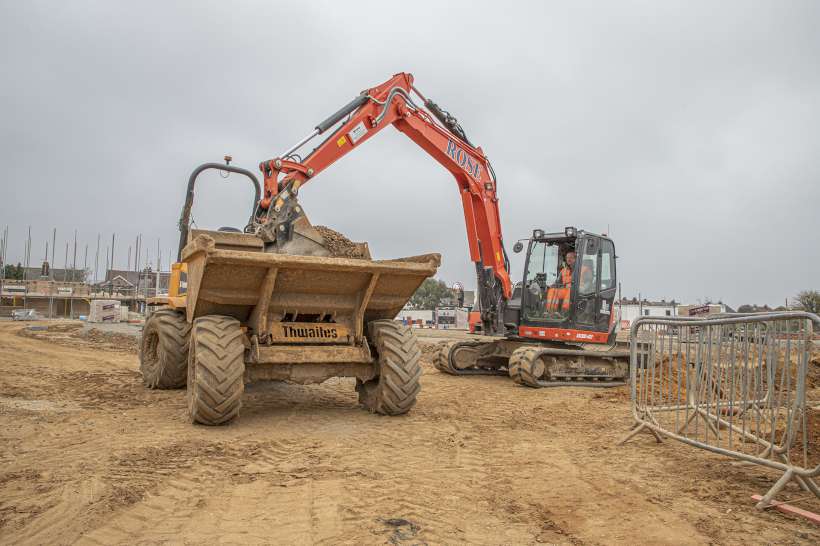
[314,225,370,259]
[18,322,82,343]
[18,322,139,354]
[77,328,139,353]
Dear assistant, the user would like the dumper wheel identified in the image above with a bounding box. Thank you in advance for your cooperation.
[187,316,245,425]
[140,308,190,389]
[508,347,545,387]
[357,320,422,416]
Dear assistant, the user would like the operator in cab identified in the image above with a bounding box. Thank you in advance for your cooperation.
[547,250,575,313]
[562,251,576,284]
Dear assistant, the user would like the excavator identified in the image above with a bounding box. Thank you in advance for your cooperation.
[248,72,627,387]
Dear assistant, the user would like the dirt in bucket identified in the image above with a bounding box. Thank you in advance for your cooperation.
[314,225,370,259]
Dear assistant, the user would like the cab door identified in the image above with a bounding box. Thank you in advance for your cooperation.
[572,236,617,333]
[573,236,599,329]
[597,238,617,332]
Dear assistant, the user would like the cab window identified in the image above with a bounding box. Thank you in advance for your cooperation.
[525,241,558,287]
[579,239,599,296]
[600,239,615,291]
[524,241,571,321]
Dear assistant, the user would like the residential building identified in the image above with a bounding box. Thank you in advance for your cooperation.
[677,303,729,316]
[617,298,678,326]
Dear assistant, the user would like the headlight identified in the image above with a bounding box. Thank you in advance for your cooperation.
[564,226,577,237]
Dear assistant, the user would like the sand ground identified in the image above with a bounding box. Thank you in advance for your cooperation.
[1,320,818,545]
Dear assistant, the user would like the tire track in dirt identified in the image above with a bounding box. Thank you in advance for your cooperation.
[3,437,231,545]
[412,371,704,544]
[4,322,820,545]
[77,439,341,545]
[77,427,537,545]
[79,468,228,545]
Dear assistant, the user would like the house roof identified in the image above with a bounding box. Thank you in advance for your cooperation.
[99,269,170,289]
[618,297,676,307]
[20,266,84,282]
[104,270,141,285]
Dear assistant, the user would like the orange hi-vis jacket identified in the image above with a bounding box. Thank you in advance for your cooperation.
[547,266,572,312]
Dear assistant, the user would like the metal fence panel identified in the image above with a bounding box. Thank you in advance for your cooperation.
[620,311,819,509]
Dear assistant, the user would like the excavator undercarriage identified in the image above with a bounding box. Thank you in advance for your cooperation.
[433,339,629,388]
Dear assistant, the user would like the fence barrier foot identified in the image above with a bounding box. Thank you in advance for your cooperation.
[617,422,663,446]
[755,469,794,510]
[751,495,820,524]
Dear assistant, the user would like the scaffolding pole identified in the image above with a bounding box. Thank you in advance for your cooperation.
[0,226,7,312]
[23,226,31,311]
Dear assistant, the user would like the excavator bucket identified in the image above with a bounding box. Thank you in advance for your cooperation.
[254,195,373,259]
[265,214,333,258]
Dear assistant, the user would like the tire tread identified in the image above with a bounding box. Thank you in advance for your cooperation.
[187,315,245,425]
[357,320,421,415]
[140,308,190,389]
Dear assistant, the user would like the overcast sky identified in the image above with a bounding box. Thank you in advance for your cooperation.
[1,1,818,307]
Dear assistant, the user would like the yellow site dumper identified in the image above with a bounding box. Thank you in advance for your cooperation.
[141,161,440,425]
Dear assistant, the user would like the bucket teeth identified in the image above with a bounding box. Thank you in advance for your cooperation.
[257,196,331,257]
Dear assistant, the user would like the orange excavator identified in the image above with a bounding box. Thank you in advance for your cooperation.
[252,72,627,387]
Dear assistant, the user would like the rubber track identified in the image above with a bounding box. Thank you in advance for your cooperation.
[358,320,421,415]
[187,316,245,425]
[509,346,626,388]
[140,309,190,389]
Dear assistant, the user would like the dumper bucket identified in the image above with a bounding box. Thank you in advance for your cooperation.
[180,232,440,344]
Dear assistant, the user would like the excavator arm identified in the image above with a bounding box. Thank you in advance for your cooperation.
[256,72,511,334]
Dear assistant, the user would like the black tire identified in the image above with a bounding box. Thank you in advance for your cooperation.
[357,320,422,415]
[187,315,246,425]
[140,308,190,389]
[508,347,545,388]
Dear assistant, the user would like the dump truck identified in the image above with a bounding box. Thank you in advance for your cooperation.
[141,160,439,425]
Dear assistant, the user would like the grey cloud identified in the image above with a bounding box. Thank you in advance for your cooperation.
[1,0,818,306]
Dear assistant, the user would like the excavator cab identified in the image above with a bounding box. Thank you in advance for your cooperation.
[518,227,617,344]
[436,225,627,385]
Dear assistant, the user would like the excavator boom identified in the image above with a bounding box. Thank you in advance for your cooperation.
[255,72,511,333]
